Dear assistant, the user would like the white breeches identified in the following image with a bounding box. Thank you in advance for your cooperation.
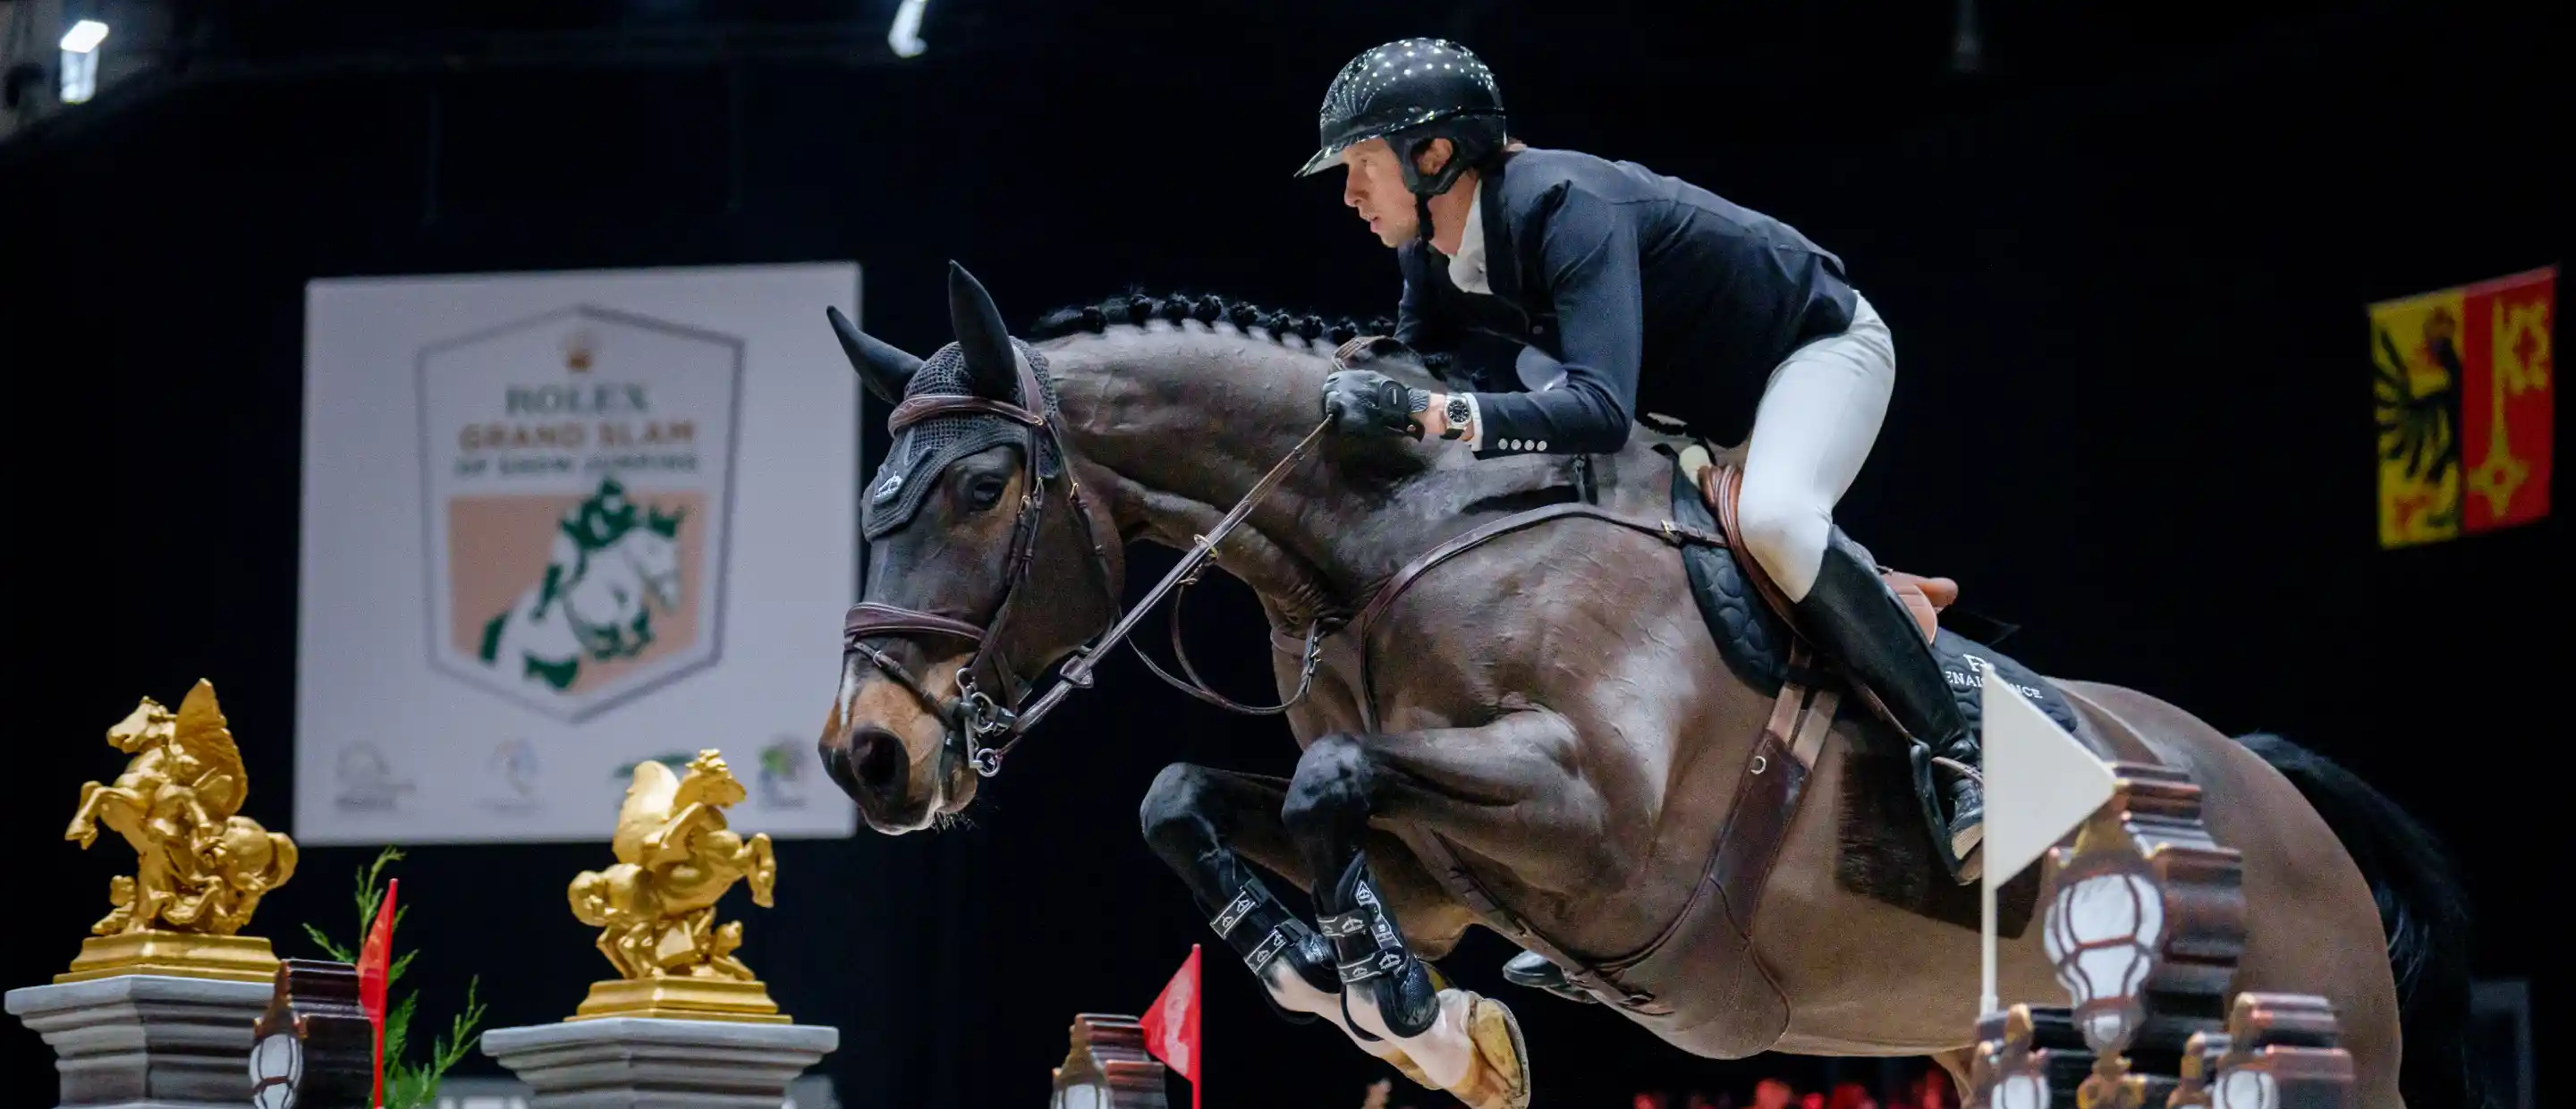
[1736,292,1894,602]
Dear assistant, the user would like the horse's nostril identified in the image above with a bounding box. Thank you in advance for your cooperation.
[823,739,863,798]
[853,727,907,799]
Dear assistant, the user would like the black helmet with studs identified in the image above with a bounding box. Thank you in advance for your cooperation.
[1294,38,1505,200]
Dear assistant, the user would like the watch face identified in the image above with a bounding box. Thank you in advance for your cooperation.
[1446,397,1471,422]
[249,1031,303,1109]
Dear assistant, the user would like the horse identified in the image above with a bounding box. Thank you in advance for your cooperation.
[479,479,686,690]
[818,265,2474,1109]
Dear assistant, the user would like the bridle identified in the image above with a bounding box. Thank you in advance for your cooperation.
[841,347,1334,778]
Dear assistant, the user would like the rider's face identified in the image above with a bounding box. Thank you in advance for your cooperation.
[1341,140,1417,247]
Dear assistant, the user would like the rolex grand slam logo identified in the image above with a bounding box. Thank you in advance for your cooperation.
[418,305,742,721]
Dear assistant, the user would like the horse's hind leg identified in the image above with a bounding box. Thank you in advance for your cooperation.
[1139,763,1452,1086]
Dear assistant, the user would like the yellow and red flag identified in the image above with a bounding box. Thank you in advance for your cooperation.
[2371,266,2554,547]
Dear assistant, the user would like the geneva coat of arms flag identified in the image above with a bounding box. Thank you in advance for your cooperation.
[2372,265,2555,547]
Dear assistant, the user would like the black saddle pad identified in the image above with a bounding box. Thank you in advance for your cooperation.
[1664,452,2057,933]
[1665,453,2078,732]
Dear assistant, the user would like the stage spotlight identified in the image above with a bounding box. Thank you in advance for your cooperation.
[888,0,928,58]
[60,19,110,54]
[59,19,108,104]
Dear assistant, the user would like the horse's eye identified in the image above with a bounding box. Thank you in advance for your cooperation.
[967,475,1006,510]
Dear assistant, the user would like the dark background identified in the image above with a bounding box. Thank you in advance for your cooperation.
[4,0,2560,1106]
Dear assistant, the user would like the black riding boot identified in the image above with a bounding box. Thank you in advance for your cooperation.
[1205,876,1340,1026]
[1791,535,1985,884]
[1501,949,1598,1004]
[1316,855,1444,1040]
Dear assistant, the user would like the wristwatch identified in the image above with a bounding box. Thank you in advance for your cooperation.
[1440,395,1473,440]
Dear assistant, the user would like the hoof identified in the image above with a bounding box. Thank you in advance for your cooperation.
[1382,1047,1433,1089]
[1448,994,1531,1109]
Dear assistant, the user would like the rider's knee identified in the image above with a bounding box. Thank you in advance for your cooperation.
[1281,734,1369,838]
[1733,480,1829,588]
[1139,762,1212,847]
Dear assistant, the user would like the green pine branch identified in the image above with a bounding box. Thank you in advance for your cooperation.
[302,846,488,1109]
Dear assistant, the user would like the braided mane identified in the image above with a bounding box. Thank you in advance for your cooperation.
[1029,292,1396,350]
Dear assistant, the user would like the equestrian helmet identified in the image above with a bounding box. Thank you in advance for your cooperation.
[1295,38,1506,199]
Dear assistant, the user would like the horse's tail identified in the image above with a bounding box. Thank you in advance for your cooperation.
[2235,732,2488,1109]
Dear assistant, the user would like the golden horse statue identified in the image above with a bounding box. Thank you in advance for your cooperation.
[570,749,778,981]
[64,680,298,938]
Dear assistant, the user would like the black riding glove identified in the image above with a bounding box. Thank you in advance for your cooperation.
[1321,369,1428,441]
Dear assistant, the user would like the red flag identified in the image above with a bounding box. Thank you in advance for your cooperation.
[1139,944,1201,1109]
[356,878,399,1109]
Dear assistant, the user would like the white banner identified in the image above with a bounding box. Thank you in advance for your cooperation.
[298,263,861,843]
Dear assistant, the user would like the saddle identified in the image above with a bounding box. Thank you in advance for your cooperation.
[1681,442,1953,648]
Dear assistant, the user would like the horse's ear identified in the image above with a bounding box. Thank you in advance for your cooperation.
[826,306,921,404]
[946,261,1019,400]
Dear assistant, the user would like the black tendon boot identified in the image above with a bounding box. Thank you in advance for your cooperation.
[1206,876,1340,1026]
[1791,535,1986,884]
[1317,855,1445,1040]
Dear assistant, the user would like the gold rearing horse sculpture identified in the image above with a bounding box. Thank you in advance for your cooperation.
[569,749,778,981]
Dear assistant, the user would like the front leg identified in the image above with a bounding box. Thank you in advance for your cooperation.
[1140,763,1463,1088]
[742,835,777,908]
[65,783,133,847]
[1283,714,1597,1109]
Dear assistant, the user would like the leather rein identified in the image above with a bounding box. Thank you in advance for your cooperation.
[841,349,1332,777]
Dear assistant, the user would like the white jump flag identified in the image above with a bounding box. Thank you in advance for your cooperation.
[1979,668,2119,1016]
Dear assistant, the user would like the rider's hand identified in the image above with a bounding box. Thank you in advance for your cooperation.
[1321,369,1428,441]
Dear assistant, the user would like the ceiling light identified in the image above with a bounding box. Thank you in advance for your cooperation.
[887,0,928,58]
[60,19,110,55]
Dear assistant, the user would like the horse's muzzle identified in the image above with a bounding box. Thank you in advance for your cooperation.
[826,718,966,834]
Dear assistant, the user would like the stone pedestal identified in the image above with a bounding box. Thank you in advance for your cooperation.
[482,1017,839,1109]
[6,975,272,1109]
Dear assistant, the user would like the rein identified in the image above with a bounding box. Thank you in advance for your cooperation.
[842,343,1334,776]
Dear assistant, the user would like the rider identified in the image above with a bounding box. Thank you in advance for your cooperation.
[1304,39,1985,893]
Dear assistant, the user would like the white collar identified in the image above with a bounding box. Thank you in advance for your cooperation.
[1445,186,1490,295]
